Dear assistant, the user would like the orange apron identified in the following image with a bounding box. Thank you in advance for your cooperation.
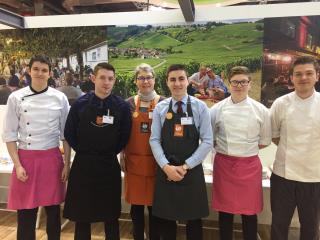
[124,96,159,205]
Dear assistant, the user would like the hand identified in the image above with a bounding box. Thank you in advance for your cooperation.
[177,165,187,175]
[16,165,28,182]
[119,152,126,172]
[61,165,70,182]
[163,164,186,182]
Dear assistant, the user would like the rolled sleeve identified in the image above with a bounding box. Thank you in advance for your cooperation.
[149,104,169,169]
[2,95,19,143]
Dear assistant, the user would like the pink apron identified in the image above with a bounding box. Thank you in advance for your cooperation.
[8,147,65,210]
[212,152,263,215]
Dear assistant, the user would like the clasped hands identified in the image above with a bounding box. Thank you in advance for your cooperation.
[163,164,187,182]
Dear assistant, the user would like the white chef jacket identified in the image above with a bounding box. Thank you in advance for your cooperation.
[2,86,69,150]
[210,96,271,157]
[270,91,320,182]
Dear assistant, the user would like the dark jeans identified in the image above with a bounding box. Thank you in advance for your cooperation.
[17,205,61,240]
[157,218,202,240]
[219,211,257,240]
[74,220,119,240]
[271,173,320,240]
[130,205,160,240]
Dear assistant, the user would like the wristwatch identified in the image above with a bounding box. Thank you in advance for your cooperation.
[182,163,190,171]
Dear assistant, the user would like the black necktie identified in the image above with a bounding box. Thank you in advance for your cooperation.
[176,101,183,114]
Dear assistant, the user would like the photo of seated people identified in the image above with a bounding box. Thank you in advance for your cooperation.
[188,65,230,104]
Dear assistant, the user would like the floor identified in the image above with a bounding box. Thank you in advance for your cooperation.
[0,209,302,240]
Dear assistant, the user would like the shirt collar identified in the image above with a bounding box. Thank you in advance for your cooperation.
[29,85,48,94]
[171,95,188,106]
[228,95,249,105]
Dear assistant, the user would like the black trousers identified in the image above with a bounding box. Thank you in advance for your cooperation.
[130,205,160,240]
[271,173,320,240]
[74,220,119,240]
[157,218,202,240]
[17,205,61,240]
[219,212,257,240]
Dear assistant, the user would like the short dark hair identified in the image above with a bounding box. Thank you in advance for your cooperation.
[228,66,251,81]
[166,64,187,80]
[290,56,319,75]
[29,55,52,72]
[93,62,115,76]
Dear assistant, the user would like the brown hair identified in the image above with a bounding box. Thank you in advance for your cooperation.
[228,66,251,81]
[93,62,115,76]
[290,56,319,75]
[29,55,52,72]
[166,64,187,81]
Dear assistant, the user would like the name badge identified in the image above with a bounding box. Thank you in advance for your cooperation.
[174,124,184,137]
[181,117,193,125]
[148,111,153,119]
[103,115,114,124]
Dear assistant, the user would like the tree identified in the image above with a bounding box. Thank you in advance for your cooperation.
[0,26,107,80]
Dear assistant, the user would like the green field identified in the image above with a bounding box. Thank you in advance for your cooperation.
[109,22,263,72]
[110,57,163,72]
[118,32,181,49]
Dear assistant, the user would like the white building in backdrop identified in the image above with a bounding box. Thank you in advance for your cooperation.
[62,41,108,71]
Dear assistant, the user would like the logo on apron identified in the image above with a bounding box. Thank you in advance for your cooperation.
[140,122,150,133]
[90,115,109,127]
[96,116,103,125]
[174,124,184,137]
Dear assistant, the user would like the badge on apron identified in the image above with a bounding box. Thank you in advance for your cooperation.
[103,115,114,124]
[166,112,173,120]
[140,122,150,133]
[181,117,193,125]
[174,124,184,137]
[133,112,139,118]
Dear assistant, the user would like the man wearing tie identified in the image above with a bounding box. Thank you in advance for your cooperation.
[150,64,213,240]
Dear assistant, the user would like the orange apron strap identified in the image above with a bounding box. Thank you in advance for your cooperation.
[134,95,140,112]
[148,95,160,111]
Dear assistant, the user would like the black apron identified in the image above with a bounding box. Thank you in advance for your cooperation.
[63,95,121,222]
[152,96,209,221]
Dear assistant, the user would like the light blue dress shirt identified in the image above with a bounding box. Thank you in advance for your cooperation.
[149,95,213,169]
